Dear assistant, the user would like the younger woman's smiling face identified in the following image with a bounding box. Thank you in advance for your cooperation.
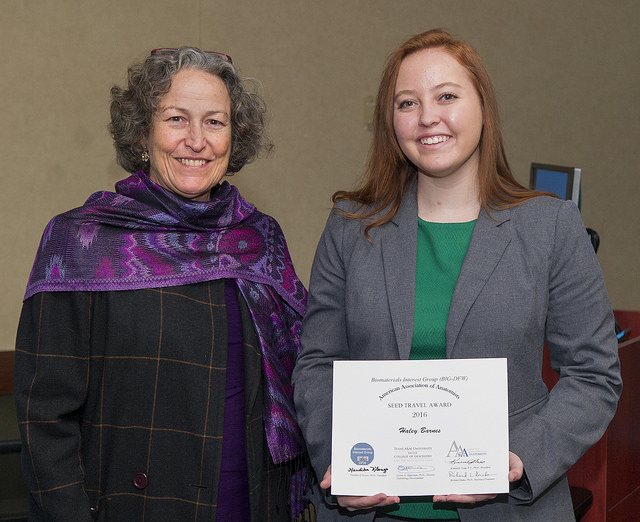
[393,47,483,185]
[145,68,232,201]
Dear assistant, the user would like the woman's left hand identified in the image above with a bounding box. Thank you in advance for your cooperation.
[433,451,524,504]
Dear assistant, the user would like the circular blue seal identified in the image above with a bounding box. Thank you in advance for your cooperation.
[350,442,374,465]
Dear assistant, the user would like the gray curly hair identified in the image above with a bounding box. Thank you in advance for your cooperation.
[109,47,272,174]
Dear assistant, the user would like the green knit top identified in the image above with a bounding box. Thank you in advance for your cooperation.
[381,217,476,520]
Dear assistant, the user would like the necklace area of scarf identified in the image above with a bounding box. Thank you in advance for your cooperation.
[25,171,306,316]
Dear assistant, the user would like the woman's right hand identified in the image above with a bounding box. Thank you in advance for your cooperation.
[321,465,401,512]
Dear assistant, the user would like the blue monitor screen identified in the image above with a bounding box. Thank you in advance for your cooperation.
[534,169,569,199]
[530,163,581,210]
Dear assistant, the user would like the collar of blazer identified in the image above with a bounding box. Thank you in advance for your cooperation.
[381,174,513,359]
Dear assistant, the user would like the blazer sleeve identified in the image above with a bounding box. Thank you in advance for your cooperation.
[292,208,351,482]
[14,292,94,521]
[508,201,622,502]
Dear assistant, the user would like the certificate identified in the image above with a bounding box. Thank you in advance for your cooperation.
[331,358,509,496]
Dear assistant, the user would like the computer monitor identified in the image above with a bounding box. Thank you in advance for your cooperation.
[529,163,582,210]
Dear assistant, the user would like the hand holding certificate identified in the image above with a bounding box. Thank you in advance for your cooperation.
[331,358,509,497]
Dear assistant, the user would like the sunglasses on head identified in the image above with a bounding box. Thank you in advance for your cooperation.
[150,48,233,64]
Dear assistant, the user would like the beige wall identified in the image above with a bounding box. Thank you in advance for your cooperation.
[1,0,638,352]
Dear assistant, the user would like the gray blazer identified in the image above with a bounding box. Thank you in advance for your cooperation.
[293,177,622,521]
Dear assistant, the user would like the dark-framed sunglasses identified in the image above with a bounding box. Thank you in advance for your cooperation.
[150,48,233,64]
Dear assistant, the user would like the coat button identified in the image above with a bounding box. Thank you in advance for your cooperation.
[132,472,149,490]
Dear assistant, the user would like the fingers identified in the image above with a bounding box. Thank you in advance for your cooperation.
[322,464,400,511]
[326,457,511,511]
[336,493,401,511]
[320,465,332,490]
[508,451,524,482]
[433,493,497,504]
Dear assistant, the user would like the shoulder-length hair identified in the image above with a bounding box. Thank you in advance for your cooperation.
[335,29,539,235]
[109,46,272,174]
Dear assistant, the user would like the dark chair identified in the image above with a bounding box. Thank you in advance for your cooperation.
[0,394,28,522]
[570,486,593,521]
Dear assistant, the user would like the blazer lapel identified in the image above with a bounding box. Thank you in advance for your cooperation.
[446,207,512,356]
[380,178,418,360]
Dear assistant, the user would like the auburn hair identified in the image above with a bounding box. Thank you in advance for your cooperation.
[334,29,540,236]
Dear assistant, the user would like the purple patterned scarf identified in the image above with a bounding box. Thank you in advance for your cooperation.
[25,171,307,466]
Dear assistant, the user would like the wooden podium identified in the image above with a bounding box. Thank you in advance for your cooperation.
[542,310,640,521]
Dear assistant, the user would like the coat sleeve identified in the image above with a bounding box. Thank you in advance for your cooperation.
[292,209,351,482]
[508,201,622,502]
[14,291,94,521]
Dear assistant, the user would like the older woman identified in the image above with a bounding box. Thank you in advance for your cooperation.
[15,47,312,521]
[293,29,621,521]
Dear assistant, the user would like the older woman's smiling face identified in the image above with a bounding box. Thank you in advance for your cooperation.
[145,68,232,201]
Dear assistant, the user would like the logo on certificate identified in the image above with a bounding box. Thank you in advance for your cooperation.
[350,442,375,465]
[446,440,468,458]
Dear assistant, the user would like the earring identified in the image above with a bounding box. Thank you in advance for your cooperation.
[141,151,149,163]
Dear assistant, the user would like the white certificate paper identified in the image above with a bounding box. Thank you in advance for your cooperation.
[331,358,509,496]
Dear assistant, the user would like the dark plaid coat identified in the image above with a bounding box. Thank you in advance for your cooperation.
[15,280,291,521]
